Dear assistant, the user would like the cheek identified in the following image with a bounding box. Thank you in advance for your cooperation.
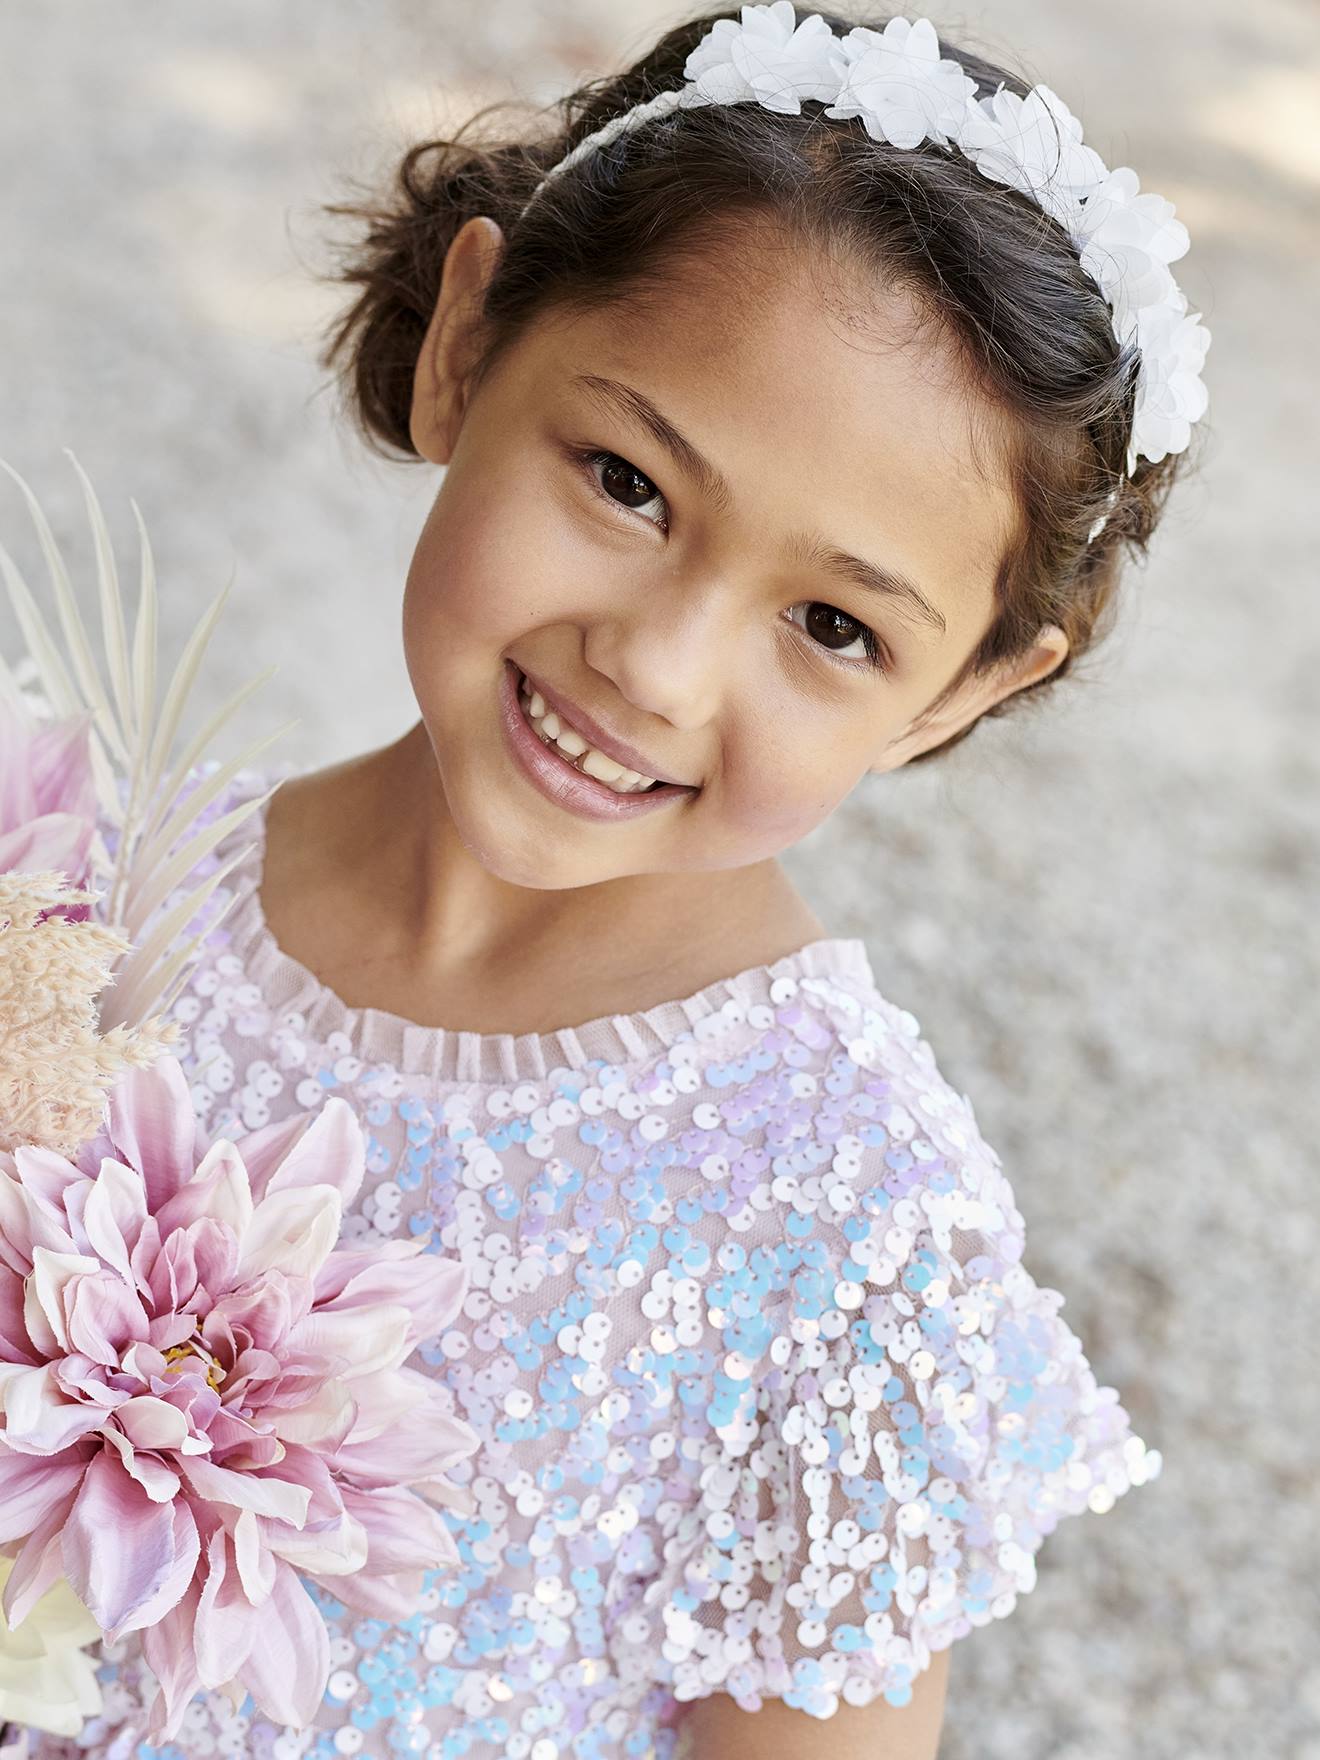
[404,496,512,651]
[715,728,860,858]
[402,452,592,671]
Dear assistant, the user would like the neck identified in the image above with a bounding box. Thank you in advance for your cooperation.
[285,719,822,1015]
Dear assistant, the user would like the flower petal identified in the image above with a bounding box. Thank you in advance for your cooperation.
[1,1157,75,1279]
[54,1352,132,1410]
[236,1184,342,1282]
[100,1055,200,1215]
[27,1247,102,1355]
[238,1095,365,1211]
[331,1371,479,1484]
[114,1394,191,1452]
[80,1157,148,1286]
[66,1271,151,1366]
[61,1448,178,1632]
[140,1573,203,1742]
[0,1611,103,1736]
[25,707,97,817]
[233,1558,330,1727]
[154,1140,252,1243]
[260,1505,369,1578]
[0,1264,37,1363]
[287,1303,411,1380]
[0,1442,88,1542]
[183,1216,240,1302]
[409,1473,477,1519]
[248,1448,366,1577]
[11,1146,85,1230]
[113,1499,201,1637]
[194,1524,256,1689]
[267,1377,357,1451]
[0,804,90,877]
[232,1506,276,1606]
[312,1245,468,1355]
[205,1273,296,1358]
[1,1361,106,1455]
[99,1418,182,1504]
[338,1482,461,1577]
[0,1479,80,1628]
[226,1110,320,1205]
[180,1458,311,1526]
[325,1564,427,1621]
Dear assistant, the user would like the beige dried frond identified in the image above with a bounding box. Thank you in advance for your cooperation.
[0,868,180,1158]
[0,450,298,1034]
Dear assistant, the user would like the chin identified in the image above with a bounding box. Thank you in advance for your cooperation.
[445,797,588,892]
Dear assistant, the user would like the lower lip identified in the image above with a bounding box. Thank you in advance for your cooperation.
[498,660,696,823]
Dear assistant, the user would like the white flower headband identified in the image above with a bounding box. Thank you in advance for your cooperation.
[518,2,1211,543]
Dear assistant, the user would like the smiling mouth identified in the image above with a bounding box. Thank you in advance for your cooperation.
[515,667,672,795]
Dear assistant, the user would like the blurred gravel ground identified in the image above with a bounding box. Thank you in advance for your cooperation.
[1,4,1316,1756]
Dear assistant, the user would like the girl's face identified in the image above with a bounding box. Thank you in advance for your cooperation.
[402,216,1067,891]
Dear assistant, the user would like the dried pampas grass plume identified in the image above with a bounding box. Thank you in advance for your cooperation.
[0,868,179,1157]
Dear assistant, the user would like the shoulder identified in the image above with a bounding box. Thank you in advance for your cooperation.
[685,954,1026,1264]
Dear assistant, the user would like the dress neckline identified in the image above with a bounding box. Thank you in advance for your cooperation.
[215,763,878,1085]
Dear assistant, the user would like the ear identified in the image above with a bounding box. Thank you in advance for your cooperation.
[409,215,506,465]
[870,623,1071,773]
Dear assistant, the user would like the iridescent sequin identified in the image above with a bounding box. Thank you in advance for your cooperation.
[21,765,1160,1760]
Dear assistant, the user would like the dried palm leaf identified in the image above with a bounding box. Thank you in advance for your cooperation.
[0,449,298,1031]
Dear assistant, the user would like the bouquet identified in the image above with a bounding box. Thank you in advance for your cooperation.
[0,453,480,1743]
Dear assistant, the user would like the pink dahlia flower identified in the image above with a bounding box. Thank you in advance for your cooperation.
[0,1056,478,1738]
[0,698,98,889]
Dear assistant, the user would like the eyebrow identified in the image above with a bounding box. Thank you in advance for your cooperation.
[570,371,949,641]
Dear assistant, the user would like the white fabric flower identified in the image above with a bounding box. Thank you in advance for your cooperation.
[1074,166,1191,334]
[957,83,1109,226]
[823,17,978,149]
[0,1556,103,1738]
[1124,297,1212,473]
[682,0,840,113]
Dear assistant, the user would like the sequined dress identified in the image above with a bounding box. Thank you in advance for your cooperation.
[20,757,1160,1760]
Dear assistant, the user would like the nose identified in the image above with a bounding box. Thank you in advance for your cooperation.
[581,574,733,734]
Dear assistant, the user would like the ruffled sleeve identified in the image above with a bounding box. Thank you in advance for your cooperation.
[614,982,1163,1721]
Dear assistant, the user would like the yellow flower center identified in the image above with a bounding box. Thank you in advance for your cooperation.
[161,1337,225,1392]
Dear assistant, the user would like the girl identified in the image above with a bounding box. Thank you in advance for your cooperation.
[13,6,1205,1759]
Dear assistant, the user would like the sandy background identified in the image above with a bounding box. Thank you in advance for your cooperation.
[1,4,1316,1756]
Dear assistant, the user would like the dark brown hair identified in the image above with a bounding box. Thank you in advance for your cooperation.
[313,6,1203,763]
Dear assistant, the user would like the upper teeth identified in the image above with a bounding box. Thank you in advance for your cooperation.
[519,675,659,794]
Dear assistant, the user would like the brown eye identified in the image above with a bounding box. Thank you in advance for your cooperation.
[805,604,863,650]
[786,601,887,671]
[580,449,669,531]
